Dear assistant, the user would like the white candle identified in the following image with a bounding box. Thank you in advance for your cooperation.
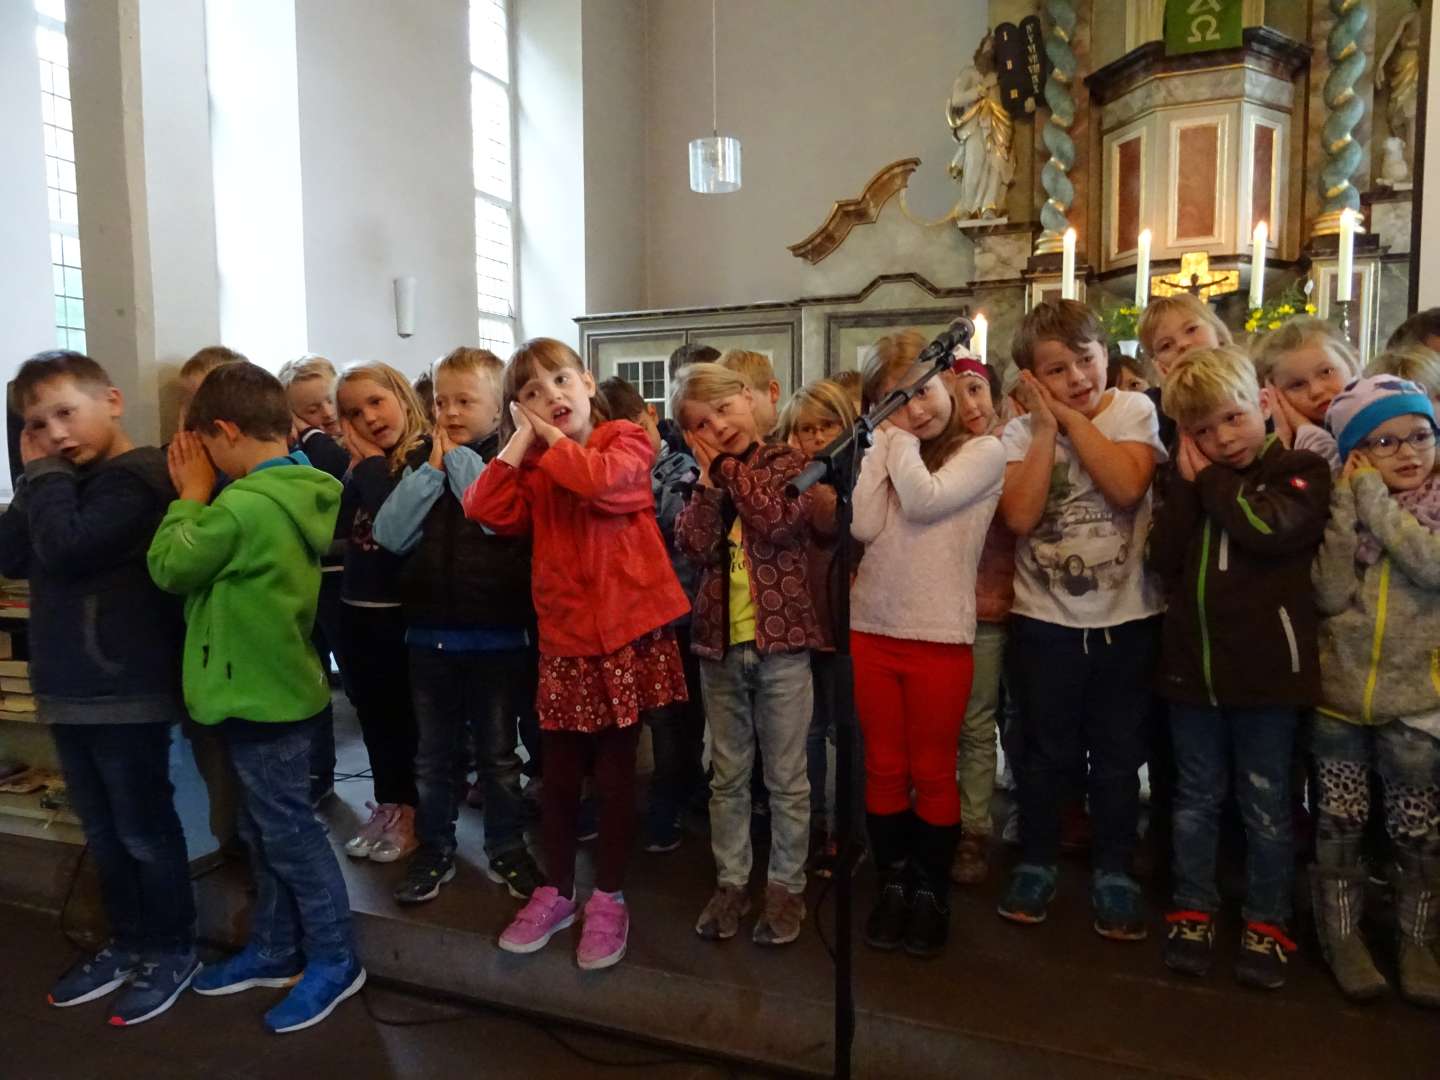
[973,313,988,362]
[1249,221,1268,310]
[1135,229,1151,308]
[1061,227,1077,300]
[1336,208,1356,302]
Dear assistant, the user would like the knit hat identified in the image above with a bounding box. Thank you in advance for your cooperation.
[1326,375,1437,462]
[950,344,989,383]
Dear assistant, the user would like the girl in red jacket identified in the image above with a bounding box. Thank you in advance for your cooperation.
[462,338,689,971]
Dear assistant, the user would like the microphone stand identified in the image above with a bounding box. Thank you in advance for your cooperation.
[787,331,967,1080]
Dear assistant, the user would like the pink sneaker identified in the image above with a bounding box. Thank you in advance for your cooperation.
[498,886,577,954]
[576,890,629,971]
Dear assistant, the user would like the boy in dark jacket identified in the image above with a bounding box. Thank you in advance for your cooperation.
[1148,346,1332,991]
[372,348,543,904]
[0,351,195,1026]
[147,363,363,1034]
[597,376,705,853]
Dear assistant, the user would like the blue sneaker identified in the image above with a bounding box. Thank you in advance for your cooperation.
[108,952,200,1027]
[997,863,1057,924]
[48,945,139,1007]
[193,945,304,996]
[264,958,366,1034]
[1092,871,1149,941]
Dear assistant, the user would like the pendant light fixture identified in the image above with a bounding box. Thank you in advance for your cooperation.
[688,0,741,194]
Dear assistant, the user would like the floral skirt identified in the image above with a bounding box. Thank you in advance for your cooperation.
[537,628,689,733]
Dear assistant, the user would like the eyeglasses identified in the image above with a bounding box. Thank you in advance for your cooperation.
[1361,427,1437,458]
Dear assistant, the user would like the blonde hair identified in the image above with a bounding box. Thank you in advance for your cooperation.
[1137,294,1233,358]
[180,345,247,381]
[832,369,864,409]
[861,330,968,471]
[435,346,504,401]
[336,361,430,473]
[1249,316,1358,385]
[719,349,776,393]
[669,362,750,424]
[276,354,337,389]
[1365,344,1440,399]
[778,378,858,441]
[1160,346,1261,427]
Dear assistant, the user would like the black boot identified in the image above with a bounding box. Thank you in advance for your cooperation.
[863,812,912,950]
[905,822,960,959]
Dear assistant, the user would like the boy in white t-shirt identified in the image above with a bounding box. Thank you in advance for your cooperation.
[996,301,1167,940]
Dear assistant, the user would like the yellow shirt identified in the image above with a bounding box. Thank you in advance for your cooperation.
[728,518,755,645]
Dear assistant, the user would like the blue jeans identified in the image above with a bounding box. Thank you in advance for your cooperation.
[1009,615,1160,873]
[224,717,356,967]
[701,645,812,892]
[409,647,526,859]
[1312,715,1440,871]
[52,722,195,956]
[1169,704,1296,923]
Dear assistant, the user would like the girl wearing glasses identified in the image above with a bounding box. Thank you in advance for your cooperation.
[1310,375,1440,1009]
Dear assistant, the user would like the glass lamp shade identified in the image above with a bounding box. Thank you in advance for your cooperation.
[688,135,742,194]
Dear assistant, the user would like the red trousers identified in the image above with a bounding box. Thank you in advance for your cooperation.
[852,631,973,826]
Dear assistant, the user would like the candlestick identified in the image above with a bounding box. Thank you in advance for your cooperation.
[1135,229,1151,308]
[1336,209,1355,302]
[1248,222,1267,310]
[1061,228,1076,300]
[973,314,988,363]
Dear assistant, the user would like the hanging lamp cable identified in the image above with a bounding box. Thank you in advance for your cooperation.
[711,0,718,137]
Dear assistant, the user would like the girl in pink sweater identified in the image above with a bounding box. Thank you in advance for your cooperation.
[850,332,1006,959]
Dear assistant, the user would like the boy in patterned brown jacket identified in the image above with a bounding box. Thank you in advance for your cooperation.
[673,362,822,949]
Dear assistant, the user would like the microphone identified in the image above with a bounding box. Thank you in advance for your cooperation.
[915,317,975,368]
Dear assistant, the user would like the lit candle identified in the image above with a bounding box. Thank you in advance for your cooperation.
[1249,221,1267,310]
[1135,229,1151,308]
[1061,227,1077,300]
[973,313,988,362]
[1336,208,1355,302]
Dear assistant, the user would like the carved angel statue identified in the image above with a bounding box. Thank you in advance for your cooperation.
[946,32,1015,219]
[1376,2,1420,179]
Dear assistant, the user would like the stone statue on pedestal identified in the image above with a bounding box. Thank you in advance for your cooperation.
[946,32,1015,220]
[1376,3,1420,182]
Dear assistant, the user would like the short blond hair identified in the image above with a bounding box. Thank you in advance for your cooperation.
[670,362,750,424]
[719,349,776,393]
[1137,294,1232,358]
[180,345,246,381]
[1161,345,1261,427]
[1249,316,1358,384]
[434,346,503,400]
[276,354,337,389]
[778,378,857,441]
[1365,344,1440,399]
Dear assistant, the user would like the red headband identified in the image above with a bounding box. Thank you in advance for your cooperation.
[951,355,990,382]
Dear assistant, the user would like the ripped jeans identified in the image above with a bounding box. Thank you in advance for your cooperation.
[1312,715,1440,875]
[1169,704,1297,923]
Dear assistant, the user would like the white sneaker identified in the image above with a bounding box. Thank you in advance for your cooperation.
[369,804,417,863]
[343,802,391,859]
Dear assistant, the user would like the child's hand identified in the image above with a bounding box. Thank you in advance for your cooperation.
[1265,382,1306,448]
[168,431,217,503]
[1015,372,1059,435]
[1176,433,1210,482]
[516,402,565,447]
[428,425,452,471]
[18,428,51,466]
[1342,448,1373,482]
[342,417,385,466]
[498,403,536,467]
[290,414,305,446]
[684,431,719,486]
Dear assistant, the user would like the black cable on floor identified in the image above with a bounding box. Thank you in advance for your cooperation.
[357,980,739,1074]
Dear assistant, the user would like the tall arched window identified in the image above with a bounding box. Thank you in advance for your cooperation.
[35,0,84,352]
[471,0,517,354]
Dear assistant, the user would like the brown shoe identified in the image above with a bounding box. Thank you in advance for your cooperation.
[695,885,751,940]
[950,832,990,886]
[752,882,806,946]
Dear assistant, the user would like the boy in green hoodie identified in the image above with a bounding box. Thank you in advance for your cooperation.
[147,363,364,1034]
